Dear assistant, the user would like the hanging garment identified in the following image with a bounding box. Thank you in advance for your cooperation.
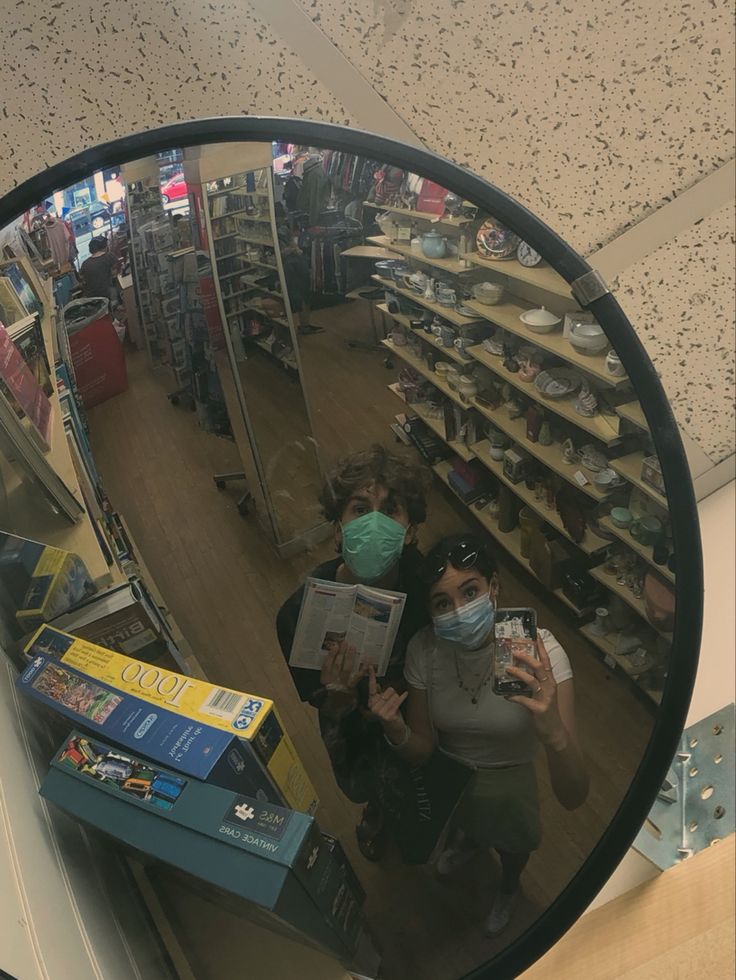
[297,157,331,225]
[45,217,72,268]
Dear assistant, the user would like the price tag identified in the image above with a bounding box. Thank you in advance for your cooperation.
[574,470,590,487]
[603,654,616,670]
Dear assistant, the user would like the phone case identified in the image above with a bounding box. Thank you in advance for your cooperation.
[492,608,537,695]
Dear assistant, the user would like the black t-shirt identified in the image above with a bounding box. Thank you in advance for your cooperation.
[80,253,116,298]
[275,545,429,702]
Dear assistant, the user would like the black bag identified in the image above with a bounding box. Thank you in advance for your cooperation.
[388,750,472,865]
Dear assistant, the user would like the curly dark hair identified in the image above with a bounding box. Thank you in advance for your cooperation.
[319,444,430,525]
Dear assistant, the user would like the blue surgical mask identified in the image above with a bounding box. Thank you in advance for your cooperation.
[433,593,495,650]
[341,511,407,581]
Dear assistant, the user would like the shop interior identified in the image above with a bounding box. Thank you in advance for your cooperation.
[0,136,679,980]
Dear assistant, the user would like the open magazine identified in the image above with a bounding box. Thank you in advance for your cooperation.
[288,577,407,678]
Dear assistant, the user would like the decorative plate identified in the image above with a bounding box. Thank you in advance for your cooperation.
[476,218,519,260]
[534,368,582,399]
[455,304,478,317]
[517,241,543,267]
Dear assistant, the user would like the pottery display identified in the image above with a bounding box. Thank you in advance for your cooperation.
[610,507,633,529]
[434,361,452,378]
[605,350,627,377]
[593,468,618,488]
[446,365,461,390]
[517,241,543,267]
[569,321,609,355]
[473,281,505,305]
[520,307,562,334]
[630,515,663,547]
[476,218,519,260]
[575,381,599,417]
[459,375,478,402]
[534,368,581,399]
[421,230,448,259]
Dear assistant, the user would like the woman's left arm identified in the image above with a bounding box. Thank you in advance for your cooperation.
[507,636,589,811]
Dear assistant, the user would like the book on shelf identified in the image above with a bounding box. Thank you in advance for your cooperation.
[0,530,96,642]
[289,577,406,679]
[0,319,52,452]
[18,651,284,801]
[41,731,369,960]
[48,578,187,672]
[24,625,318,814]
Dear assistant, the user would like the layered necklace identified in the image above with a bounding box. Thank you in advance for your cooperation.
[453,651,492,705]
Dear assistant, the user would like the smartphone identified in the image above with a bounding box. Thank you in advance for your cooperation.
[492,608,538,696]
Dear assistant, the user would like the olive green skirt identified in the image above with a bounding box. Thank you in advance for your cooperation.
[449,760,542,854]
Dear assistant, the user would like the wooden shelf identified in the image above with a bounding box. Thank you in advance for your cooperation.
[388,385,475,462]
[210,207,252,220]
[239,282,283,300]
[372,275,483,328]
[219,268,246,281]
[431,460,588,618]
[462,298,627,389]
[588,565,672,640]
[599,516,675,584]
[242,259,278,273]
[609,451,667,507]
[226,307,289,328]
[470,442,610,556]
[237,234,274,247]
[205,184,250,198]
[252,337,297,371]
[382,339,468,409]
[215,251,244,263]
[462,251,571,299]
[367,235,470,276]
[362,201,471,228]
[580,625,662,705]
[617,401,648,431]
[466,343,622,445]
[377,305,470,366]
[212,232,238,242]
[469,403,610,502]
[236,214,272,225]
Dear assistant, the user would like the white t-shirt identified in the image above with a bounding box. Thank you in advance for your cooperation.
[404,626,573,769]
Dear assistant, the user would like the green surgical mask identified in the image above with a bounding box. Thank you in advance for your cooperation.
[341,511,407,581]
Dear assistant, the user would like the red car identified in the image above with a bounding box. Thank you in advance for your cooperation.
[160,172,188,204]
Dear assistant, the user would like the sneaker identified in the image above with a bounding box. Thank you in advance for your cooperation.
[298,324,324,334]
[483,889,518,937]
[435,843,478,877]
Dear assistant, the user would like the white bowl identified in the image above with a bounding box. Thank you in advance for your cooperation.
[569,322,608,354]
[520,307,562,334]
[473,282,505,305]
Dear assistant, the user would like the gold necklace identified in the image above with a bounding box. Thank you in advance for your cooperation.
[453,652,492,705]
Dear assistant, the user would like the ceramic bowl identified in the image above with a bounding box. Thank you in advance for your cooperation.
[534,368,581,399]
[569,321,608,355]
[434,361,452,377]
[593,468,618,487]
[610,507,633,529]
[520,307,562,334]
[473,281,505,305]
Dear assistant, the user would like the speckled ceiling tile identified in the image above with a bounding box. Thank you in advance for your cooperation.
[614,202,735,462]
[298,0,734,257]
[0,0,352,194]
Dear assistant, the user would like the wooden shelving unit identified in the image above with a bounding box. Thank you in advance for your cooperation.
[388,384,475,462]
[432,460,588,619]
[588,566,672,641]
[617,401,648,431]
[467,343,622,445]
[580,624,662,705]
[462,250,572,299]
[378,306,471,366]
[372,275,483,328]
[608,451,666,507]
[366,235,470,275]
[382,338,468,409]
[599,516,675,584]
[362,201,471,228]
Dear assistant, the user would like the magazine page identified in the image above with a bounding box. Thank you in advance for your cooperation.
[288,578,358,671]
[349,585,406,677]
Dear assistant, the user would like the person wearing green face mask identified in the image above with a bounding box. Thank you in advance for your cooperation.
[276,444,430,860]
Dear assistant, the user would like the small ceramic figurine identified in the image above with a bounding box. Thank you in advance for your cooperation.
[423,277,437,303]
[502,344,520,373]
[561,437,576,464]
[575,382,598,418]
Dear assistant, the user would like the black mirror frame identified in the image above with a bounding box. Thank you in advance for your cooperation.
[0,117,703,980]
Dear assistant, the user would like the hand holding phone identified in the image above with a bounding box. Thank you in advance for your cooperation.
[492,608,538,696]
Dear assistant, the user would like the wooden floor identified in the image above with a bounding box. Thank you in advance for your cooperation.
[87,300,655,980]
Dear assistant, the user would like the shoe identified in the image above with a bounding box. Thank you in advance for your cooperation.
[298,324,324,334]
[483,889,518,937]
[435,843,478,877]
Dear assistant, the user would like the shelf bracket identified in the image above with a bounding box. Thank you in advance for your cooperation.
[633,703,734,871]
[571,269,611,307]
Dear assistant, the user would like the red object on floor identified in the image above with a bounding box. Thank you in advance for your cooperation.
[69,313,128,408]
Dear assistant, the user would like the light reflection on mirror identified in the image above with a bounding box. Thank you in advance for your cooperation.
[0,136,678,980]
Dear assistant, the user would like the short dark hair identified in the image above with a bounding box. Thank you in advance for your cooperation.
[421,533,498,592]
[88,236,107,254]
[319,444,429,525]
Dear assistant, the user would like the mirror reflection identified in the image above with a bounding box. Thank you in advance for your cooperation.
[0,136,678,980]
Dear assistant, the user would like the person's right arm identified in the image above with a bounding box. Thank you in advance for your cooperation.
[367,668,434,765]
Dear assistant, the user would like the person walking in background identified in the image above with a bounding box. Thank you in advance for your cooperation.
[80,236,119,304]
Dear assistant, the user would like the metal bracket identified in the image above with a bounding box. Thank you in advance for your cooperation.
[633,704,735,871]
[571,268,611,307]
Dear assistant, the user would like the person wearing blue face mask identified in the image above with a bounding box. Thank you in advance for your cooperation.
[276,444,431,859]
[367,533,588,936]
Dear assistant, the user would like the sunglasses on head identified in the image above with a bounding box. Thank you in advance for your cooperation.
[421,539,486,584]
